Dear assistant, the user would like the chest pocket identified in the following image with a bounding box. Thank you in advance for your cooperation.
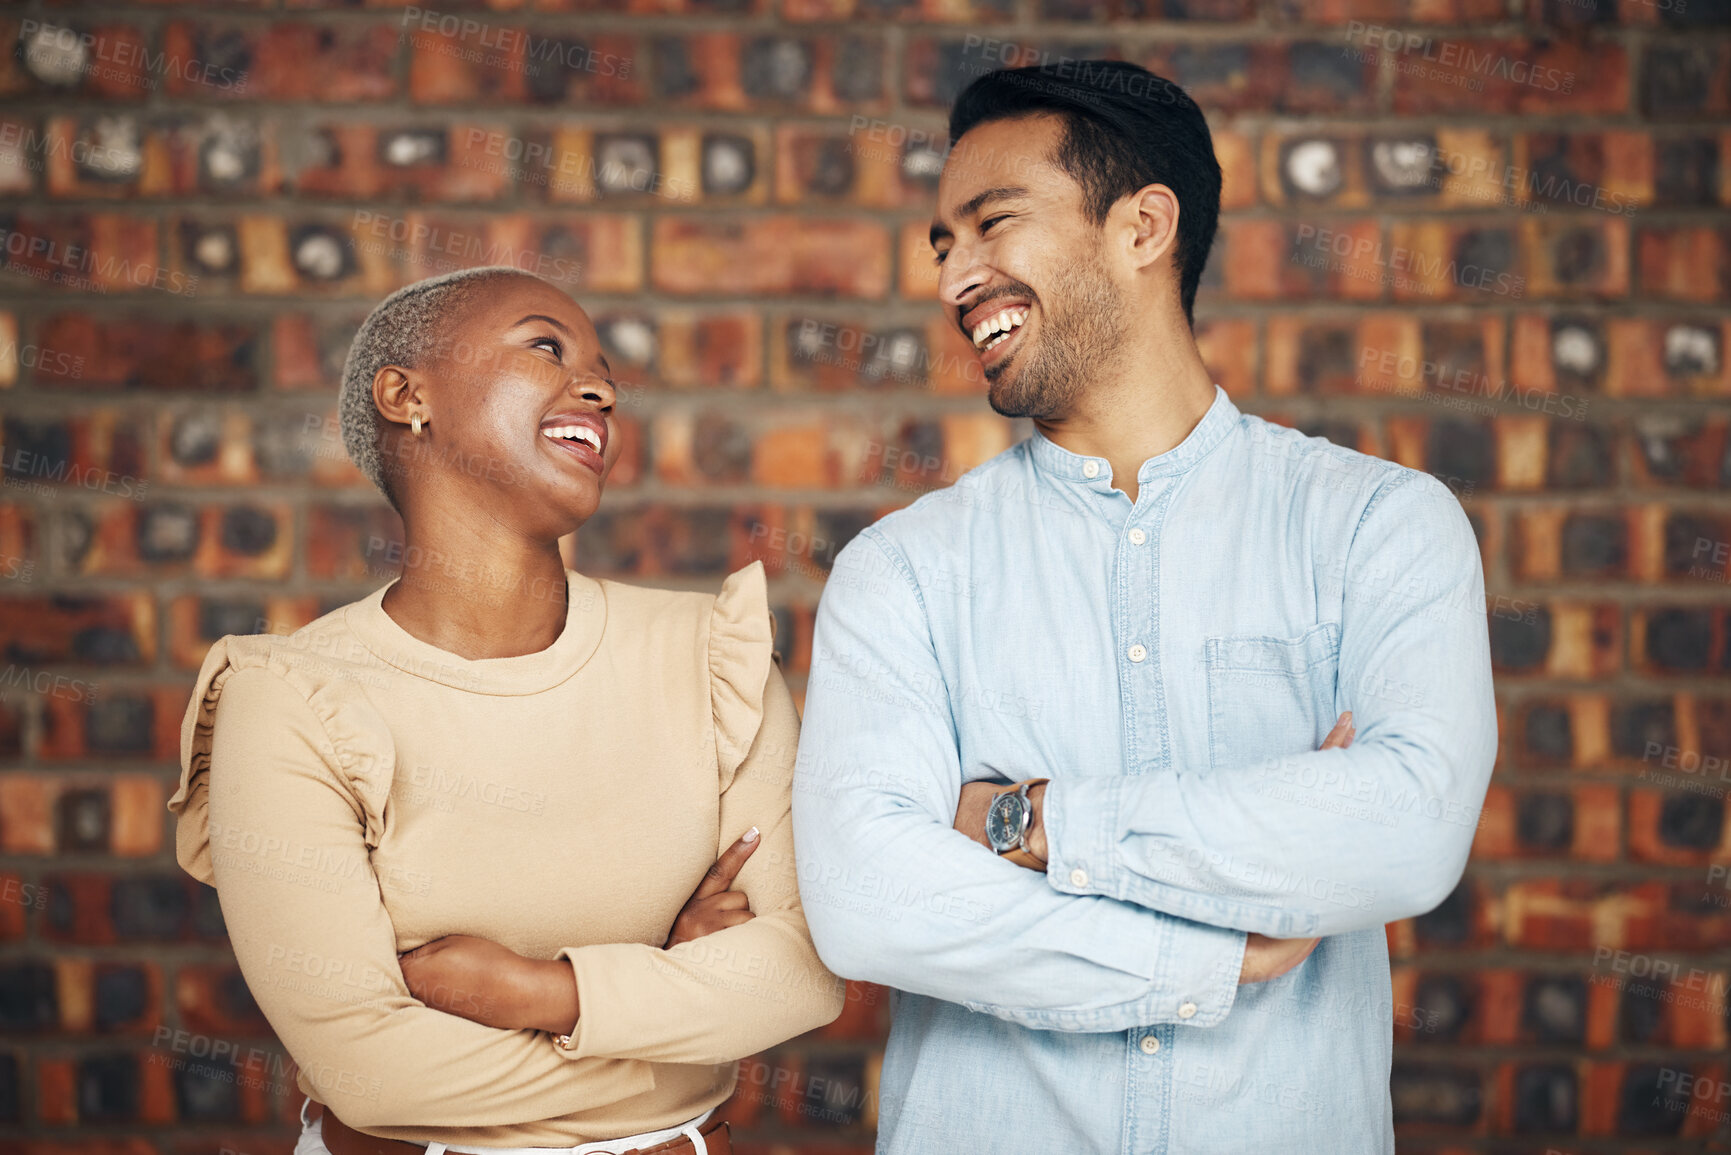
[1204,622,1341,771]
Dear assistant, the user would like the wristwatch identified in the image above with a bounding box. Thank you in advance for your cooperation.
[984,778,1049,870]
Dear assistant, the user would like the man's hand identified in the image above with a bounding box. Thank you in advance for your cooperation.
[1239,933,1320,983]
[398,934,577,1035]
[664,826,761,949]
[1237,712,1354,984]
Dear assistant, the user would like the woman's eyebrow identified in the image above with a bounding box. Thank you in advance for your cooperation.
[511,313,574,336]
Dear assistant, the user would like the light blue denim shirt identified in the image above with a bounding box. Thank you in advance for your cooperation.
[792,385,1497,1155]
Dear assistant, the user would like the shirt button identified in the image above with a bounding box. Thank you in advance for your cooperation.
[1069,868,1089,887]
[1082,461,1101,479]
[1128,644,1147,663]
[1178,1002,1198,1019]
[1140,1035,1161,1055]
[1128,528,1146,545]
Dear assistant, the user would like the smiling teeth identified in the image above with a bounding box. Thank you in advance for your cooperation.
[541,425,601,452]
[971,309,1028,351]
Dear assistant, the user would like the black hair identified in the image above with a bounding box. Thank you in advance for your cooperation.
[947,61,1221,327]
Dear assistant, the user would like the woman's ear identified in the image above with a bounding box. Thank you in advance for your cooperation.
[371,365,422,427]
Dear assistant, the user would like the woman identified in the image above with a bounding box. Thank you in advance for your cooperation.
[168,266,844,1155]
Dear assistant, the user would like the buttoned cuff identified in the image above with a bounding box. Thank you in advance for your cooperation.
[1152,916,1245,1029]
[1041,774,1124,898]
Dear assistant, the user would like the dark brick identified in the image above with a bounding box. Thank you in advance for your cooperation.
[1512,1063,1576,1133]
[75,1052,137,1123]
[137,506,201,564]
[800,1053,866,1126]
[1286,41,1369,110]
[1657,792,1722,849]
[1618,1063,1689,1135]
[811,510,875,571]
[1655,137,1720,206]
[1522,975,1586,1044]
[1297,419,1360,451]
[1412,974,1472,1042]
[1452,228,1516,290]
[741,38,814,102]
[1559,513,1625,575]
[93,965,148,1032]
[1610,700,1676,759]
[1549,226,1608,288]
[0,962,56,1030]
[1662,0,1731,25]
[0,1052,16,1123]
[1413,880,1473,944]
[1391,1063,1482,1126]
[1548,423,1615,489]
[198,600,267,640]
[692,415,754,482]
[174,1055,241,1122]
[1665,512,1726,577]
[168,412,222,468]
[1641,46,1716,117]
[1296,325,1356,392]
[1524,703,1573,761]
[218,506,279,556]
[1489,606,1552,671]
[109,876,189,940]
[1516,792,1574,850]
[1427,420,1497,488]
[191,881,226,940]
[55,788,109,854]
[833,36,884,103]
[1646,607,1713,669]
[85,696,155,756]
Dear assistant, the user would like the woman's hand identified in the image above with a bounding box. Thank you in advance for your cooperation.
[664,826,761,949]
[398,934,578,1036]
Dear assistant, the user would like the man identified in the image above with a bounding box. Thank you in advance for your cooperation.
[792,61,1497,1154]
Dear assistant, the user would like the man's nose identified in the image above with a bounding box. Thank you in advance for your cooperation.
[937,244,988,312]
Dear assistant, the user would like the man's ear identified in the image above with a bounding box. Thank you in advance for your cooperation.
[371,365,421,428]
[1121,183,1182,275]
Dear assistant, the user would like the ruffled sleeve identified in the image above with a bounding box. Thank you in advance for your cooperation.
[168,635,396,886]
[707,560,776,788]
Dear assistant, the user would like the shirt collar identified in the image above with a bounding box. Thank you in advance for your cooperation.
[1028,384,1239,486]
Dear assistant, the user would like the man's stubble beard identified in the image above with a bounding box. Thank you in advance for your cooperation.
[985,253,1130,422]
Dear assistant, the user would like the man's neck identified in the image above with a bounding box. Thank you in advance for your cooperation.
[1032,342,1219,505]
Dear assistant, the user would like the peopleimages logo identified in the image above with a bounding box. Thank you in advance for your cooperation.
[0,226,199,296]
[1342,23,1575,93]
[399,8,631,79]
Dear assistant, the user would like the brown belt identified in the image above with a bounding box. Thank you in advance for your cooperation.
[313,1102,732,1155]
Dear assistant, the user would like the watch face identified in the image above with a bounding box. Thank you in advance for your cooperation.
[985,790,1027,853]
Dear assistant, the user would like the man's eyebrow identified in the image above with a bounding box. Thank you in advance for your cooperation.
[511,313,574,336]
[928,185,1031,248]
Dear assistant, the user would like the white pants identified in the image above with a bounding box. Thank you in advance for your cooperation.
[294,1097,715,1155]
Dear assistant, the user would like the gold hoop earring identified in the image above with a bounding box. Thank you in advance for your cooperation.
[411,413,424,436]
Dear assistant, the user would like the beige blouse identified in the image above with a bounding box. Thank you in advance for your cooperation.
[168,561,843,1146]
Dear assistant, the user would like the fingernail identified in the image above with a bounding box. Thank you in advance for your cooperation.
[742,825,760,843]
[1342,711,1353,724]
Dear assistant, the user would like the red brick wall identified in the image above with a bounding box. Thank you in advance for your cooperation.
[0,1,1728,1152]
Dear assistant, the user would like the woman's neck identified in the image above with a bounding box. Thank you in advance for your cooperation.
[379,515,572,661]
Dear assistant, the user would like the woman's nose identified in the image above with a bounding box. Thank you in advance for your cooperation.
[575,374,616,410]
